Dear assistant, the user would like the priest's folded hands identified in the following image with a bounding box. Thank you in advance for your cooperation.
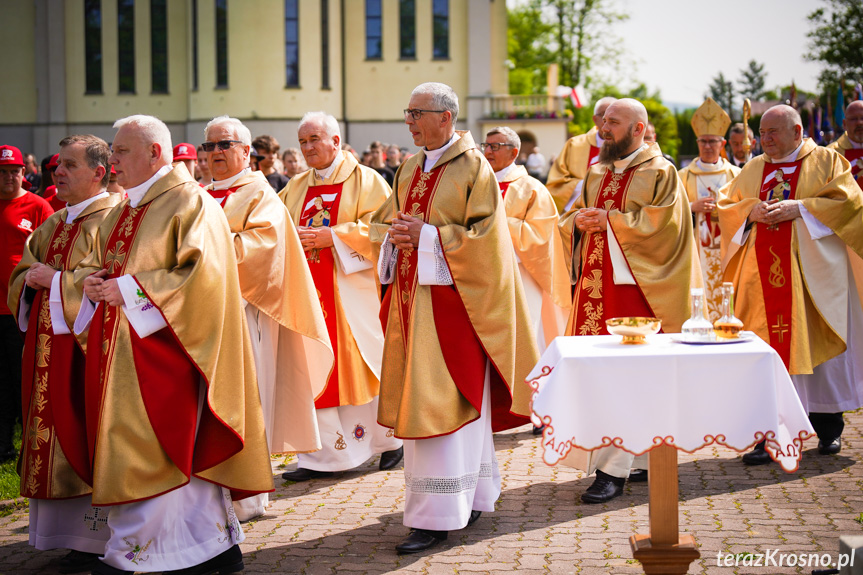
[388,210,424,251]
[82,268,124,306]
[574,206,607,233]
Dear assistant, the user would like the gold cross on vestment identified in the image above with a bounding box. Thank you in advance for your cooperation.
[771,314,789,343]
[28,417,50,450]
[105,241,127,274]
[406,202,424,220]
[582,269,603,299]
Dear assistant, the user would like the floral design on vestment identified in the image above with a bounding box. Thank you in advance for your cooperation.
[411,172,432,199]
[579,301,603,335]
[334,431,347,450]
[587,237,604,266]
[122,538,152,565]
[25,455,42,495]
[38,297,52,332]
[121,208,140,237]
[34,373,49,413]
[601,173,623,198]
[52,224,73,250]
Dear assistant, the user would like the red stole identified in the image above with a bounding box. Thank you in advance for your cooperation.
[498,181,511,199]
[587,144,601,170]
[571,168,655,335]
[753,161,802,368]
[845,148,863,187]
[208,185,241,205]
[19,218,87,498]
[299,184,344,409]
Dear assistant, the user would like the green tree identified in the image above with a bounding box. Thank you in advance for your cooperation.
[706,72,735,117]
[806,0,863,86]
[737,60,767,101]
[507,0,555,95]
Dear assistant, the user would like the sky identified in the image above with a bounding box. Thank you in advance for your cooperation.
[513,0,825,110]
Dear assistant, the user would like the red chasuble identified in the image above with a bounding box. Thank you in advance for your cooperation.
[571,168,655,335]
[753,162,802,368]
[20,219,88,497]
[298,184,344,409]
[845,148,863,186]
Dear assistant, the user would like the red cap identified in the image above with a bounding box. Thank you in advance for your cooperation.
[0,145,24,167]
[173,143,197,161]
[47,153,60,170]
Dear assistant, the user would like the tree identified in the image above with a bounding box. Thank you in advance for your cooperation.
[806,0,863,86]
[737,60,767,101]
[507,0,555,95]
[706,72,735,118]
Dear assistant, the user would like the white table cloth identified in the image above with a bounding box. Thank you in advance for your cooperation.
[528,333,814,472]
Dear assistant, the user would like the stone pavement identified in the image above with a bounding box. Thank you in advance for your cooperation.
[1,410,861,575]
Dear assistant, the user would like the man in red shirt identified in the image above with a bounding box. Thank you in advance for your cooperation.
[0,145,53,461]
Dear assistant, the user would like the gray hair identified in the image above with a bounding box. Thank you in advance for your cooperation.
[486,126,521,150]
[113,114,173,164]
[204,115,252,147]
[298,112,341,140]
[594,96,618,116]
[58,134,111,187]
[411,82,459,124]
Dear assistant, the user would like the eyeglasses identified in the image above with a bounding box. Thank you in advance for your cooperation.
[201,140,243,152]
[696,138,724,146]
[404,108,446,120]
[479,143,515,152]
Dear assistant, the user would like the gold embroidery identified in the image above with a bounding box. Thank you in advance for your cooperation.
[49,254,63,269]
[35,334,51,367]
[38,297,52,331]
[406,202,424,220]
[401,290,409,304]
[771,314,789,343]
[316,289,327,319]
[603,199,615,211]
[334,431,347,450]
[601,173,623,198]
[399,253,411,277]
[587,237,604,266]
[52,224,74,250]
[121,208,140,238]
[767,246,785,288]
[582,270,603,299]
[105,241,127,274]
[28,417,50,450]
[411,172,432,200]
[386,428,394,437]
[579,301,603,335]
[25,454,42,495]
[34,373,48,413]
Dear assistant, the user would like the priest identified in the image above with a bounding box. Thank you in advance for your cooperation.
[8,135,120,574]
[370,82,539,553]
[678,98,740,321]
[203,115,334,521]
[827,100,863,187]
[718,104,863,464]
[278,112,403,482]
[72,114,272,574]
[559,98,699,504]
[546,97,616,213]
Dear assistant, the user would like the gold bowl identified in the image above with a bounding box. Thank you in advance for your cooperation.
[605,317,662,345]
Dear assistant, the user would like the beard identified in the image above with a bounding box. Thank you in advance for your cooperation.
[598,127,636,166]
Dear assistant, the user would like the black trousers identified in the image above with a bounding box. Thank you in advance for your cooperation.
[808,412,844,443]
[0,314,23,449]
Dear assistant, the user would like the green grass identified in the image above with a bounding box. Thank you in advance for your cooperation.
[0,424,22,501]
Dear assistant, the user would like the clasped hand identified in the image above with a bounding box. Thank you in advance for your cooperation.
[388,212,424,251]
[748,199,800,226]
[297,226,334,252]
[83,269,124,306]
[24,262,57,290]
[574,207,608,233]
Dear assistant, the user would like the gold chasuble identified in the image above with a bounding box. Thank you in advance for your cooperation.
[678,159,740,321]
[279,150,390,409]
[828,133,863,187]
[70,165,272,505]
[560,144,699,335]
[8,194,121,499]
[499,164,572,343]
[206,170,334,454]
[546,127,602,213]
[369,131,539,439]
[718,139,863,374]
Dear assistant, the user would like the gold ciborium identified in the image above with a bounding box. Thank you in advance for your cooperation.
[605,317,662,345]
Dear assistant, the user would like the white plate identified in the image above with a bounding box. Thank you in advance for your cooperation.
[670,332,754,345]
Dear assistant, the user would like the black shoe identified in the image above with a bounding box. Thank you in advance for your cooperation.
[467,510,482,527]
[281,467,334,482]
[379,446,404,470]
[742,441,772,465]
[90,561,134,575]
[532,425,546,435]
[162,544,244,574]
[395,529,447,554]
[58,550,101,574]
[818,437,841,455]
[628,468,648,483]
[580,470,625,504]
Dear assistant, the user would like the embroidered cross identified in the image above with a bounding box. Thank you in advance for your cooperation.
[105,241,127,274]
[771,314,789,343]
[28,417,50,450]
[84,507,109,531]
[582,270,603,299]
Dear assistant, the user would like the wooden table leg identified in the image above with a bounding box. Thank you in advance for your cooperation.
[629,444,700,574]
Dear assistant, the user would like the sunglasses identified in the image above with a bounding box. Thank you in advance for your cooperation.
[201,140,243,152]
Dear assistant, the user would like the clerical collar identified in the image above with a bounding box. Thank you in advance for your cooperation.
[423,133,459,172]
[65,191,109,224]
[315,152,344,181]
[494,163,516,182]
[211,167,251,190]
[768,141,805,164]
[696,158,722,171]
[125,164,173,208]
[849,135,863,149]
[613,144,647,173]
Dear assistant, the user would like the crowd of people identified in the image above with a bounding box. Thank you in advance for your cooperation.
[0,81,861,574]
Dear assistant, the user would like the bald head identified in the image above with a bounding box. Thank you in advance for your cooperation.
[845,100,863,144]
[598,98,648,163]
[759,105,803,160]
[609,98,649,125]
